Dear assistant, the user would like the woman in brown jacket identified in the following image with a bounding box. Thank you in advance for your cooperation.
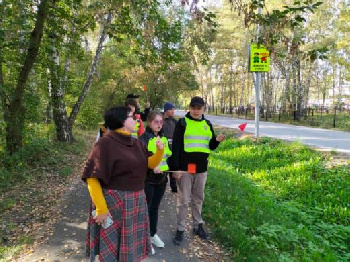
[82,106,164,262]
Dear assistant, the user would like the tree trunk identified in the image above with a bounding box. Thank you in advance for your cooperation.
[0,35,6,112]
[5,0,50,153]
[277,61,291,112]
[48,35,73,142]
[229,64,233,114]
[268,72,273,115]
[296,58,303,120]
[68,11,113,129]
[239,71,245,106]
[291,56,298,115]
[332,64,336,106]
[303,60,315,109]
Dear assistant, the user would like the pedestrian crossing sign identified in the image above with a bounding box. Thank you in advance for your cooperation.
[249,44,269,72]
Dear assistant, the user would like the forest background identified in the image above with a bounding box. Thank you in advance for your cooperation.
[0,0,349,154]
[0,1,349,261]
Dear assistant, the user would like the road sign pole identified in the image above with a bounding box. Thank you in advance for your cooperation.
[254,4,262,138]
[255,73,260,138]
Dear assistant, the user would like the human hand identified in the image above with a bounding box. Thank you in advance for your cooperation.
[154,167,162,174]
[156,136,164,150]
[172,171,183,181]
[93,211,112,227]
[216,133,226,142]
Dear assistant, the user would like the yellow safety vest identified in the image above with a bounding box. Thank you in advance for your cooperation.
[132,119,140,138]
[148,136,172,171]
[184,117,212,153]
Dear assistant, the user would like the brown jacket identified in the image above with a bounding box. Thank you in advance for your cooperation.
[82,131,151,191]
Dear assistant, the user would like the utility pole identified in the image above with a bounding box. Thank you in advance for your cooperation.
[254,3,262,138]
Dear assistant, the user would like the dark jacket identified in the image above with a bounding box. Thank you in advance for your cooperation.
[139,127,168,184]
[140,107,150,122]
[168,112,220,173]
[162,116,177,150]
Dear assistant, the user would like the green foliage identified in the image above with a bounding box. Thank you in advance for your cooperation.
[1,0,201,152]
[230,0,324,46]
[0,123,85,195]
[204,137,349,261]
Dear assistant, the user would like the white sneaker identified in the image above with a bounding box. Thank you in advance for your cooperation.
[151,234,165,248]
[151,245,156,255]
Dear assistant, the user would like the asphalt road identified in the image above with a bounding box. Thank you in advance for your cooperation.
[176,110,350,155]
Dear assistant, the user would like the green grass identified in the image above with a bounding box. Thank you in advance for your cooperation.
[204,137,350,261]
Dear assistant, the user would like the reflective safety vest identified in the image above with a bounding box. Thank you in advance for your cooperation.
[132,119,140,138]
[184,117,212,153]
[148,136,172,171]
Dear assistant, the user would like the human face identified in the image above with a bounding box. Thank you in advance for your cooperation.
[189,105,205,119]
[123,112,136,133]
[165,108,175,118]
[149,115,163,133]
[128,105,135,114]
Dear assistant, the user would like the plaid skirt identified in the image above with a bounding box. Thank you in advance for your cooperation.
[86,189,151,262]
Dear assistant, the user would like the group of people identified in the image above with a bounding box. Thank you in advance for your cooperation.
[82,94,226,262]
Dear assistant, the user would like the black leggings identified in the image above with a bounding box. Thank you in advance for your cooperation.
[144,182,167,237]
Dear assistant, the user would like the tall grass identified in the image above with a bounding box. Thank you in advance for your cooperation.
[204,137,350,261]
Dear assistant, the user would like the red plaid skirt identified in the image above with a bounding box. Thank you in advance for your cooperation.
[86,189,151,262]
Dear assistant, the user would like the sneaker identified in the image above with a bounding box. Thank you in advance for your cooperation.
[151,244,156,255]
[193,223,210,240]
[172,230,184,245]
[151,234,165,248]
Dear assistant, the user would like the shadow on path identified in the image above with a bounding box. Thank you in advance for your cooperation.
[19,179,198,262]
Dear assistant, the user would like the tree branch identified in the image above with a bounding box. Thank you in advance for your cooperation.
[68,11,113,127]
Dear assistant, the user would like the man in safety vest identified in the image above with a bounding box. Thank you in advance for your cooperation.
[169,96,226,245]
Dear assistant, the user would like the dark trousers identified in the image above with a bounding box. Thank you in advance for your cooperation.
[144,181,167,237]
[166,172,177,192]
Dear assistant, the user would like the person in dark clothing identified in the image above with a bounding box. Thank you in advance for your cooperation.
[168,96,226,245]
[139,111,172,252]
[126,93,150,121]
[162,102,177,143]
[162,102,178,193]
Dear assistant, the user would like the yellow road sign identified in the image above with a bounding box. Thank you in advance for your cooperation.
[250,44,269,72]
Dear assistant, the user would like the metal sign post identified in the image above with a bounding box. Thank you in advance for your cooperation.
[255,72,260,138]
[250,4,267,138]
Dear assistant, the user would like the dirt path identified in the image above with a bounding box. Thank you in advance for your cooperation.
[19,179,230,262]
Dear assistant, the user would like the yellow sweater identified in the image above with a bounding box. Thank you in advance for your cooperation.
[87,128,164,215]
